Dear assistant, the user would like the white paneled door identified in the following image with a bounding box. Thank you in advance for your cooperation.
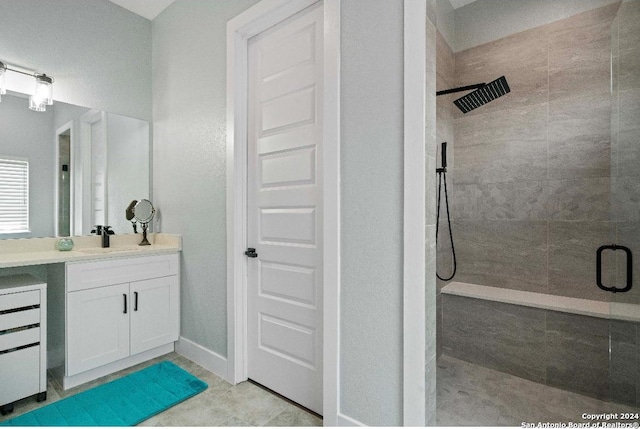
[247,2,324,415]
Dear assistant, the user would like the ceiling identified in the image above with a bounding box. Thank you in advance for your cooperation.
[449,0,479,9]
[108,0,176,20]
[110,0,477,20]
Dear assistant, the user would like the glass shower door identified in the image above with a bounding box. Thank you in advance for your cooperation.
[608,0,640,409]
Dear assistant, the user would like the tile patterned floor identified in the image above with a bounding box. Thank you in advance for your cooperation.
[437,355,639,426]
[0,352,322,426]
[4,351,638,426]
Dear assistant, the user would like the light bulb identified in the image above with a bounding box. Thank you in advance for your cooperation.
[29,95,46,112]
[33,74,53,106]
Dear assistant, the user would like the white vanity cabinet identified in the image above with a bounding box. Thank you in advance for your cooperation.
[65,253,179,385]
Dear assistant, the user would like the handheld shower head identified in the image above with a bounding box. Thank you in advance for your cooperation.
[441,142,447,170]
[436,142,448,173]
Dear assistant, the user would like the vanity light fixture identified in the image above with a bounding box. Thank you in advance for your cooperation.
[0,62,6,101]
[30,73,54,109]
[0,61,54,112]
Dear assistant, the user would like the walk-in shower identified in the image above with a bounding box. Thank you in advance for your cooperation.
[433,0,639,424]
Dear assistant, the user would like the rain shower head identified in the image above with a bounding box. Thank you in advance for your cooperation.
[436,76,511,114]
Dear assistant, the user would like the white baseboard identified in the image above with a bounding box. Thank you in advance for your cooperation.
[337,413,367,427]
[176,336,229,383]
[62,343,174,390]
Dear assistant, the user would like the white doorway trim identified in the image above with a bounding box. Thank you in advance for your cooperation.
[225,0,341,424]
[402,0,427,426]
[54,120,75,237]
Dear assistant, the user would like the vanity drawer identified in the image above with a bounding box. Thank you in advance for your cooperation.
[0,290,39,312]
[0,308,40,331]
[0,345,40,406]
[0,327,40,352]
[67,253,179,292]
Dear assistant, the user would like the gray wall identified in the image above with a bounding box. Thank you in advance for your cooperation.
[151,0,261,359]
[53,102,90,131]
[454,0,620,52]
[434,0,455,50]
[0,0,152,120]
[340,1,404,425]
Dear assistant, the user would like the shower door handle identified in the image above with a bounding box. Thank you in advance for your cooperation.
[596,244,633,293]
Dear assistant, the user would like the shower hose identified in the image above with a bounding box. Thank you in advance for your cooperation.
[436,170,457,281]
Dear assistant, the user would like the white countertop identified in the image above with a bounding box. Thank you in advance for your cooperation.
[0,233,181,269]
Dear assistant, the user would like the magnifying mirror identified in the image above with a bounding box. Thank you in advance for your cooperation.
[133,199,155,245]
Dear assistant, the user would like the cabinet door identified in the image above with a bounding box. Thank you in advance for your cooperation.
[130,276,179,355]
[67,283,130,376]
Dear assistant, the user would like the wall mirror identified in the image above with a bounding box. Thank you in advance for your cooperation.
[0,91,150,239]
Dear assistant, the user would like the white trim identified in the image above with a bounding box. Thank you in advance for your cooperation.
[54,120,74,237]
[226,0,341,424]
[403,0,427,426]
[77,109,104,235]
[321,0,341,426]
[337,413,367,427]
[60,343,173,390]
[175,337,229,381]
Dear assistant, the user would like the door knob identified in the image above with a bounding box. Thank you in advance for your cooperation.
[245,248,258,258]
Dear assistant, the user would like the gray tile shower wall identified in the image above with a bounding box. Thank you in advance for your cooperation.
[545,311,610,401]
[442,294,639,406]
[447,3,631,302]
[609,320,638,406]
[436,28,456,359]
[426,10,439,425]
[442,295,546,383]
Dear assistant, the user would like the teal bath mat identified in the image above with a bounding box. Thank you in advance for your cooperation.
[1,361,208,426]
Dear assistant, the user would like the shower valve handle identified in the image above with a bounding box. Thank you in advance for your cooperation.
[441,142,447,169]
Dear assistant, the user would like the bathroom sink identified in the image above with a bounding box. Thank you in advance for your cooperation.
[77,246,144,254]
